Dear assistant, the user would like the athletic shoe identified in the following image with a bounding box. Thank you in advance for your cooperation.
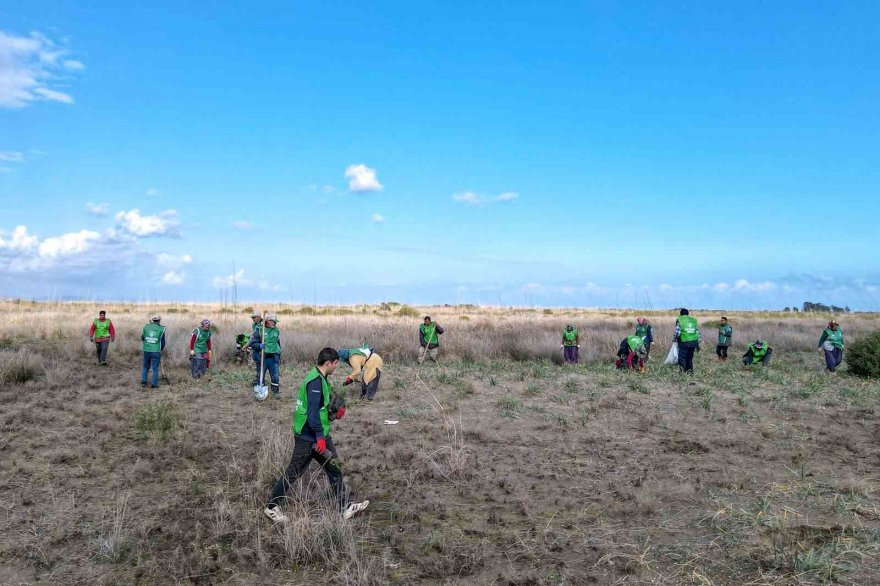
[263,505,289,523]
[343,500,370,520]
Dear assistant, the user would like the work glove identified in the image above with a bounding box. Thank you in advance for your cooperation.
[577,345,581,348]
[89,337,94,343]
[189,350,195,357]
[559,344,564,349]
[314,438,327,455]
[110,338,115,343]
[343,376,353,386]
[259,343,266,349]
[335,406,346,420]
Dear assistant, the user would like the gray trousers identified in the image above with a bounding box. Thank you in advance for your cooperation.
[191,353,208,378]
[95,340,110,364]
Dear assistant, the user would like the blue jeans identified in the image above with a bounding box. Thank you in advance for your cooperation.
[256,353,281,395]
[142,352,161,387]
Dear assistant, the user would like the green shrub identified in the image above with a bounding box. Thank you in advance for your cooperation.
[134,401,178,441]
[847,330,880,378]
[242,306,254,314]
[398,305,420,318]
[542,309,553,315]
[298,307,318,315]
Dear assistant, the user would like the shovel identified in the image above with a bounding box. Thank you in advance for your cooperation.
[253,312,269,399]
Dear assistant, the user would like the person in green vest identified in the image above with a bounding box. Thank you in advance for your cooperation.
[418,316,444,363]
[189,319,213,379]
[635,317,654,358]
[673,308,701,374]
[615,335,647,372]
[560,324,580,363]
[249,311,263,373]
[716,316,733,361]
[140,314,166,388]
[817,320,844,372]
[234,333,251,364]
[263,347,369,523]
[250,313,282,398]
[88,310,116,366]
[742,340,773,366]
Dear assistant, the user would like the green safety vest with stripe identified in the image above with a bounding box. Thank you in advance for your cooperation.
[635,323,649,338]
[193,328,212,353]
[420,324,439,346]
[677,316,699,343]
[293,367,331,437]
[142,323,165,352]
[562,328,578,346]
[748,341,769,362]
[718,324,732,346]
[626,335,646,352]
[256,325,281,354]
[93,319,111,339]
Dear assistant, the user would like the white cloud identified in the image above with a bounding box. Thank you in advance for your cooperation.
[0,30,81,109]
[146,188,160,196]
[213,268,248,289]
[37,229,100,257]
[156,253,192,268]
[0,151,24,162]
[345,163,383,192]
[452,191,519,206]
[733,279,777,293]
[114,208,180,238]
[161,271,185,285]
[85,202,109,216]
[0,225,38,251]
[231,220,253,230]
[370,213,385,224]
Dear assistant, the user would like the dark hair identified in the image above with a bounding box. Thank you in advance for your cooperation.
[316,347,339,365]
[679,308,689,316]
[721,316,728,321]
[99,310,106,315]
[424,316,431,321]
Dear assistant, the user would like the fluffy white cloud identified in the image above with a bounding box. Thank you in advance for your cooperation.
[345,164,383,192]
[0,30,81,109]
[0,151,24,162]
[0,225,38,251]
[231,220,253,230]
[213,268,248,289]
[733,279,777,293]
[85,202,109,216]
[452,191,519,206]
[156,253,192,268]
[370,213,385,224]
[161,271,185,285]
[114,208,180,238]
[37,229,100,257]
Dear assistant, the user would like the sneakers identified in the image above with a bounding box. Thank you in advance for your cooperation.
[343,500,370,520]
[263,505,289,523]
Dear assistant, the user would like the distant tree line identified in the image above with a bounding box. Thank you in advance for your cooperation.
[782,302,851,313]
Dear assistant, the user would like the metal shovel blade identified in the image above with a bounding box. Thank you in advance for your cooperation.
[253,383,269,400]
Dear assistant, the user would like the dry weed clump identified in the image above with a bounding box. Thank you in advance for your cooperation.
[0,348,44,384]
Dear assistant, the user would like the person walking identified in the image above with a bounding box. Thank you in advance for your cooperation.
[418,316,444,363]
[635,317,653,359]
[250,313,282,399]
[263,348,369,523]
[673,308,701,375]
[189,319,213,379]
[817,320,844,372]
[140,314,166,388]
[339,346,384,400]
[615,335,647,372]
[716,316,733,361]
[88,310,116,366]
[561,324,580,364]
[742,340,773,366]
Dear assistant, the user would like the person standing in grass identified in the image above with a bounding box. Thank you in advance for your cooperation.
[250,313,282,399]
[140,314,166,388]
[818,320,844,372]
[716,316,733,361]
[418,316,444,363]
[189,319,213,379]
[249,311,263,374]
[742,340,772,366]
[88,310,116,366]
[635,317,653,359]
[673,308,701,375]
[263,347,369,523]
[338,346,384,400]
[561,323,580,364]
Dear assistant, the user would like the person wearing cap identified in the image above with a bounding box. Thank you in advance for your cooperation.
[249,311,264,374]
[817,320,844,372]
[250,313,282,398]
[560,324,580,364]
[88,310,116,366]
[189,319,213,379]
[673,308,701,374]
[418,316,444,363]
[716,317,733,361]
[742,340,773,366]
[339,346,384,400]
[635,317,653,359]
[140,315,166,388]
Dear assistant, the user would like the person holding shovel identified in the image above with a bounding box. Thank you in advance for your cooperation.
[250,313,282,399]
[817,320,844,372]
[418,316,444,363]
[338,346,384,400]
[140,314,166,388]
[189,319,213,379]
[263,347,369,523]
[88,310,116,366]
[561,323,580,364]
[249,311,263,373]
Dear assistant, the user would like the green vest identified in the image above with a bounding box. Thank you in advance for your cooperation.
[626,335,645,352]
[252,319,262,333]
[142,323,165,352]
[263,326,280,354]
[348,347,369,358]
[93,319,111,339]
[748,341,769,362]
[718,324,732,346]
[822,328,844,349]
[293,367,331,437]
[677,316,699,343]
[193,328,212,353]
[562,328,578,346]
[420,324,439,346]
[635,324,649,338]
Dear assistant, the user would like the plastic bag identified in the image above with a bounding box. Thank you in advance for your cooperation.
[664,342,679,365]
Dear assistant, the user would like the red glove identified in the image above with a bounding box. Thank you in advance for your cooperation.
[335,406,346,420]
[343,376,353,386]
[314,438,327,454]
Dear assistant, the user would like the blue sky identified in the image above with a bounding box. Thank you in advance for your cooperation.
[1,1,878,309]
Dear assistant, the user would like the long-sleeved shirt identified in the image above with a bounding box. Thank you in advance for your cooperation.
[419,324,444,348]
[189,332,212,351]
[248,329,281,355]
[89,320,115,342]
[348,352,384,384]
[296,376,327,442]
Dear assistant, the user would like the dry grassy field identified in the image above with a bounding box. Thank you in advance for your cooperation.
[1,301,879,585]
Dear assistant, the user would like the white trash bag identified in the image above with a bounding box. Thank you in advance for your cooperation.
[664,342,679,365]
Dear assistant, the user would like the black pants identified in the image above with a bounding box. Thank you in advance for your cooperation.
[95,340,110,364]
[268,436,349,511]
[678,342,698,374]
[362,369,381,400]
[716,345,729,359]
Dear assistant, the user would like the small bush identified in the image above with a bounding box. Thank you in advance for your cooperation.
[0,348,45,384]
[134,401,178,441]
[298,306,318,315]
[398,305,420,318]
[847,330,880,378]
